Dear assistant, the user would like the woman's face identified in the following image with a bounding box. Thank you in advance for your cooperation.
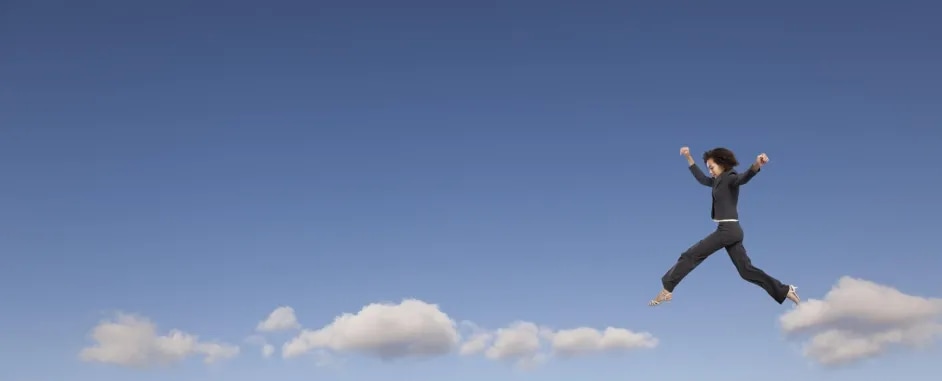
[706,158,723,177]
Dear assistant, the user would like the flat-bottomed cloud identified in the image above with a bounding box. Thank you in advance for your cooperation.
[79,313,240,367]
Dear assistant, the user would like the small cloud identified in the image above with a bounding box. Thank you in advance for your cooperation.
[256,306,301,332]
[549,327,659,357]
[78,313,239,368]
[262,344,275,358]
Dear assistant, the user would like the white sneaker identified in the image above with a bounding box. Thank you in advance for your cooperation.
[785,285,800,305]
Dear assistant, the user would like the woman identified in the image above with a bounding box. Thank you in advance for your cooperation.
[648,146,800,307]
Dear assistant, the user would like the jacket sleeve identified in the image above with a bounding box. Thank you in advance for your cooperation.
[730,165,761,186]
[688,164,714,187]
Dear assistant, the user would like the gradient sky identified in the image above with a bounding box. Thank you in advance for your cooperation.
[2,1,941,380]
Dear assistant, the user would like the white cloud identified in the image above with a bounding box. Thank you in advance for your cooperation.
[463,322,658,369]
[79,313,240,367]
[256,306,301,332]
[483,321,550,369]
[262,344,275,358]
[779,276,942,366]
[282,299,460,359]
[549,327,659,357]
[279,298,658,369]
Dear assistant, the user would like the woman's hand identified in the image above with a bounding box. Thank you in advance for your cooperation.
[756,153,769,166]
[680,146,691,157]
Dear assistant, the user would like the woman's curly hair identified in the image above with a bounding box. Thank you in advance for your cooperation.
[703,147,739,171]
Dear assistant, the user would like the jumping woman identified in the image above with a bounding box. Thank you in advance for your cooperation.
[649,146,800,307]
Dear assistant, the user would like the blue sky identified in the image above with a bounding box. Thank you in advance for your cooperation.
[2,0,941,380]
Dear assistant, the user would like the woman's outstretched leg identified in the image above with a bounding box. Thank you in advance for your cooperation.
[725,242,800,305]
[650,230,729,306]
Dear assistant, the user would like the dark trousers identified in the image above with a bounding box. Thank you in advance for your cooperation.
[660,221,790,304]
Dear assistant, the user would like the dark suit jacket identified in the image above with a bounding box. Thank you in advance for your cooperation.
[688,163,760,220]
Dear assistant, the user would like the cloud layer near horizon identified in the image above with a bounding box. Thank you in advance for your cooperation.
[76,276,941,369]
[78,299,657,369]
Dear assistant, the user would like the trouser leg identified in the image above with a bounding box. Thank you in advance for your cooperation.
[660,230,729,292]
[725,242,790,304]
